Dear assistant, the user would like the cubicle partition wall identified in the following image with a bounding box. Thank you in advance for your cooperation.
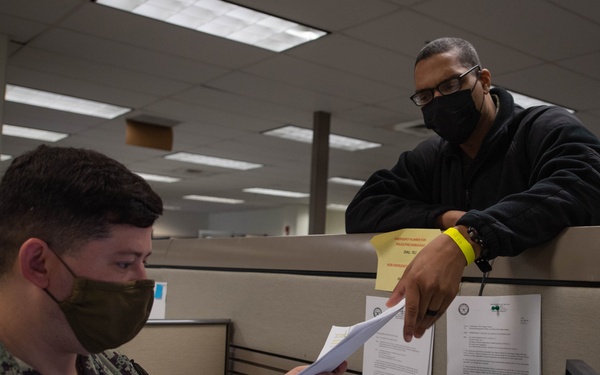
[141,227,600,374]
[119,319,231,375]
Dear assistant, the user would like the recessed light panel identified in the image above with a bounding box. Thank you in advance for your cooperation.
[183,195,244,204]
[502,87,575,113]
[164,152,262,170]
[135,172,181,183]
[2,124,68,142]
[96,0,327,52]
[328,177,365,187]
[5,85,131,119]
[263,125,381,151]
[243,187,309,198]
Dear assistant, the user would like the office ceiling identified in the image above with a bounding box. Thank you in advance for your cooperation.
[1,0,599,214]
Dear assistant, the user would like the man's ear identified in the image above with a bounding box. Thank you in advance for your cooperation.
[19,238,52,288]
[479,68,492,94]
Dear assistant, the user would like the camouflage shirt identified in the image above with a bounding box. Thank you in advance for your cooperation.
[0,342,144,375]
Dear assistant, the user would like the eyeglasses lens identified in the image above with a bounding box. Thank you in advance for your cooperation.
[439,78,461,95]
[410,64,479,106]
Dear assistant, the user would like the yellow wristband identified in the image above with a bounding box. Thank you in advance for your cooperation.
[443,227,475,266]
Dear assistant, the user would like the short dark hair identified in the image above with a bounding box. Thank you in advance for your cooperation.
[415,37,481,68]
[0,145,163,275]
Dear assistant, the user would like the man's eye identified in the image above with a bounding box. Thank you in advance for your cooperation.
[117,262,133,269]
[440,79,460,93]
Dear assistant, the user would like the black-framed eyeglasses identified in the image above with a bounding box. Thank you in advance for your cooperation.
[410,64,481,106]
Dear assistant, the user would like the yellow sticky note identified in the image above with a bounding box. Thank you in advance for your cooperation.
[370,228,441,291]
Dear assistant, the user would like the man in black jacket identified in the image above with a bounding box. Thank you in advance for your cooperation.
[345,37,600,343]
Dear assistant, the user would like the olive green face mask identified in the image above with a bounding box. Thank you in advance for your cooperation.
[44,250,155,354]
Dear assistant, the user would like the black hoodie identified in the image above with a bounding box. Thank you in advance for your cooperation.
[346,87,600,259]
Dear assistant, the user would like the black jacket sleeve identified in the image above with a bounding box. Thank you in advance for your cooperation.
[345,137,455,233]
[457,107,600,258]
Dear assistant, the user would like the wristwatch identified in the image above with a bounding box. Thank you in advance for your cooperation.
[467,226,492,273]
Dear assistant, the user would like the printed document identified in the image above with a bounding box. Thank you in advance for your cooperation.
[446,294,541,375]
[363,296,433,375]
[298,299,406,375]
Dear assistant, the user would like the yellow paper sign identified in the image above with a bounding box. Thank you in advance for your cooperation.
[370,228,441,291]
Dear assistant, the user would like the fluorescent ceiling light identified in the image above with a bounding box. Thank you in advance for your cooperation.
[329,177,365,187]
[2,124,69,142]
[500,87,575,113]
[263,125,381,151]
[96,0,327,52]
[5,84,131,119]
[1,154,12,162]
[164,152,262,170]
[163,205,182,211]
[243,187,309,198]
[183,194,244,204]
[327,203,348,211]
[135,172,181,183]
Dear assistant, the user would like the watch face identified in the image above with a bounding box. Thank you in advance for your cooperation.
[458,303,469,315]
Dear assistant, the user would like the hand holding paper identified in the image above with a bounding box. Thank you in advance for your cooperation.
[386,230,466,342]
[297,299,406,375]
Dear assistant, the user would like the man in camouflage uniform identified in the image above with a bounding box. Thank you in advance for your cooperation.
[0,146,348,375]
[0,145,162,374]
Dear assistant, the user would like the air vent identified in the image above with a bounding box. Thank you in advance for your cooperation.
[389,120,435,138]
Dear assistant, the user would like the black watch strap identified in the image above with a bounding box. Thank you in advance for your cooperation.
[474,256,492,273]
[467,226,492,273]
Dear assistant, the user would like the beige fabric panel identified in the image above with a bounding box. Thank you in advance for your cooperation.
[462,226,600,281]
[119,322,229,375]
[146,268,600,374]
[149,233,377,273]
[145,227,600,373]
[151,226,600,283]
[147,268,389,372]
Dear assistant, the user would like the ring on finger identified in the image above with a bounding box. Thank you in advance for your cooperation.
[425,308,438,316]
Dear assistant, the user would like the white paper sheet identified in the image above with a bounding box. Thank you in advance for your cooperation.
[363,296,433,375]
[446,294,541,375]
[297,299,406,375]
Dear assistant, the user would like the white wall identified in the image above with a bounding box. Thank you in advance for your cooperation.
[208,205,309,236]
[325,209,346,234]
[153,209,209,238]
[153,205,346,238]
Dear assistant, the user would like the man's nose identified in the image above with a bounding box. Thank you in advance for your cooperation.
[136,263,148,280]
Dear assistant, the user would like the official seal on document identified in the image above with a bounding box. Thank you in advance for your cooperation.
[458,303,469,315]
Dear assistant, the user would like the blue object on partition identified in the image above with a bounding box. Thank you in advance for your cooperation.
[154,283,164,299]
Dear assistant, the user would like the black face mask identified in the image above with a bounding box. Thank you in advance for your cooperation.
[422,88,482,145]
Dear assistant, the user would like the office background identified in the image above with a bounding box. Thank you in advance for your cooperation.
[0,0,599,237]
